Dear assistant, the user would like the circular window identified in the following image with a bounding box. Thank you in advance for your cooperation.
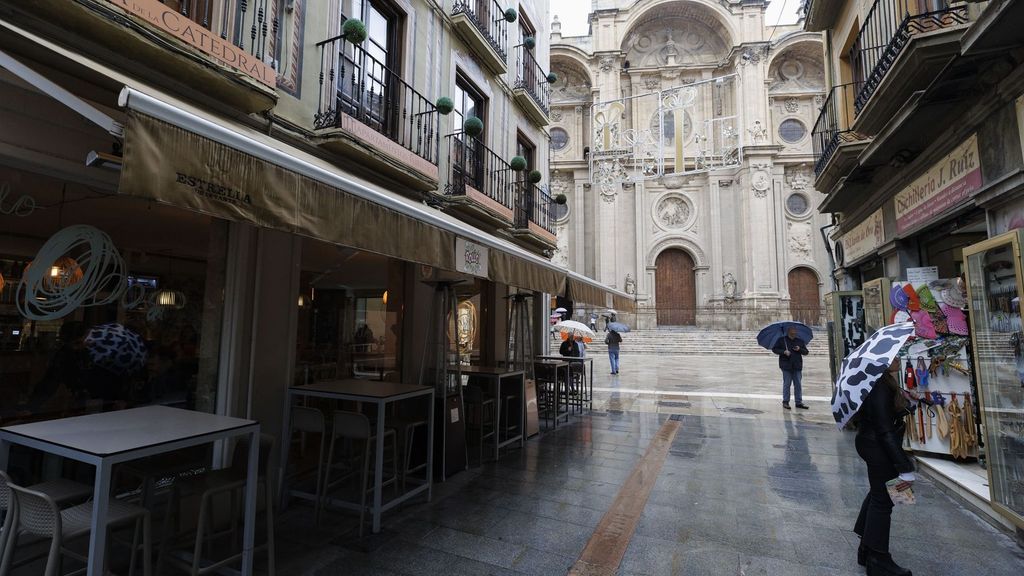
[787,193,809,216]
[550,128,569,150]
[779,119,807,143]
[551,201,569,222]
[650,110,692,145]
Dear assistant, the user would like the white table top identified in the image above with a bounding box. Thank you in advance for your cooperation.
[291,379,433,400]
[0,405,257,457]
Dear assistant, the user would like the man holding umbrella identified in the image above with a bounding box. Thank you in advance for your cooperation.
[771,325,810,410]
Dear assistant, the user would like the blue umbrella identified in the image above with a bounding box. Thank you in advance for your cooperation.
[607,322,630,333]
[756,321,813,350]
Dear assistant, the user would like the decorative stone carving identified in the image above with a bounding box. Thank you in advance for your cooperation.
[661,174,685,189]
[599,56,616,72]
[751,170,770,198]
[784,97,799,113]
[768,46,826,93]
[624,273,636,295]
[656,196,691,229]
[748,121,768,144]
[787,166,810,191]
[643,75,661,90]
[622,17,728,68]
[814,94,824,110]
[550,61,592,102]
[550,110,564,122]
[788,221,814,260]
[723,273,737,302]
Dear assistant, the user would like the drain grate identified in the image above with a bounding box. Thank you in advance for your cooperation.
[658,401,691,408]
[725,407,764,415]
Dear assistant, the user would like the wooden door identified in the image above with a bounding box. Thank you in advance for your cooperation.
[655,249,696,325]
[788,267,821,326]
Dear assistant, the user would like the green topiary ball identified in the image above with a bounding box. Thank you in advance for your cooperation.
[523,36,536,50]
[343,18,367,44]
[554,194,567,205]
[504,8,518,22]
[435,96,454,115]
[510,156,527,171]
[528,169,543,184]
[463,116,484,137]
[546,72,558,83]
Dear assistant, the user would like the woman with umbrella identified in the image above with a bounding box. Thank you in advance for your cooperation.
[833,323,917,576]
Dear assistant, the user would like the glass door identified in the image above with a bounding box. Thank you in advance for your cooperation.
[964,230,1024,528]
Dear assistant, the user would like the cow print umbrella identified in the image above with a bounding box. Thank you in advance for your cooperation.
[832,322,916,430]
[84,323,148,376]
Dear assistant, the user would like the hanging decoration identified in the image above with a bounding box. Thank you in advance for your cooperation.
[17,225,128,321]
[150,289,187,309]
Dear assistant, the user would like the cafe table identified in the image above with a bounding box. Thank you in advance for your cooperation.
[535,355,594,411]
[0,405,260,576]
[449,366,526,460]
[533,359,571,428]
[281,379,434,533]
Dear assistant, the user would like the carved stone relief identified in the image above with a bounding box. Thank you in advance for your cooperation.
[550,60,592,102]
[655,194,693,230]
[784,97,799,113]
[622,18,728,68]
[768,46,826,93]
[788,221,814,260]
[786,165,811,192]
[599,56,616,72]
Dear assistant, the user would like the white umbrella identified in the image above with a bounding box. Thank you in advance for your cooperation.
[554,307,568,313]
[832,322,916,430]
[606,309,617,315]
[553,320,596,340]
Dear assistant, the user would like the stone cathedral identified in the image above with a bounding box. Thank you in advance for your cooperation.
[548,0,831,330]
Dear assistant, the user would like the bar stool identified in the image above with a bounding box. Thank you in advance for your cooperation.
[8,482,152,576]
[320,411,397,537]
[462,386,495,465]
[284,406,326,522]
[1,470,93,575]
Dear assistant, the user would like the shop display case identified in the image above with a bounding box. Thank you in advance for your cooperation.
[964,230,1024,529]
[862,278,893,337]
[825,291,865,383]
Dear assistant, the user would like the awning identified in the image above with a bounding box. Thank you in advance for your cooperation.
[0,16,631,306]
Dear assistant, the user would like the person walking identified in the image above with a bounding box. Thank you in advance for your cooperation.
[853,370,915,576]
[773,326,809,409]
[589,313,598,332]
[605,329,622,374]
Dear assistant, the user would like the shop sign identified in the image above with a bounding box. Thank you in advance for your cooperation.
[839,208,884,264]
[895,134,982,235]
[906,267,939,285]
[103,0,276,87]
[455,238,488,278]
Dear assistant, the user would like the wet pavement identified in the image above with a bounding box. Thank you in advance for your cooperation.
[273,353,1024,575]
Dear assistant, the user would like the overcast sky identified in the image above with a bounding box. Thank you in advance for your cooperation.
[553,0,801,37]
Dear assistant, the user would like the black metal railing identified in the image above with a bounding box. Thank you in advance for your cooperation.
[850,0,969,115]
[515,182,556,234]
[160,0,279,72]
[444,133,515,211]
[314,32,439,165]
[811,82,864,176]
[514,45,551,116]
[452,0,509,62]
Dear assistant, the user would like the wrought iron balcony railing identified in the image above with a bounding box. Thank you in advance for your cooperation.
[314,31,439,165]
[514,45,551,115]
[444,133,515,211]
[811,82,864,176]
[452,0,509,62]
[850,0,969,115]
[515,182,556,235]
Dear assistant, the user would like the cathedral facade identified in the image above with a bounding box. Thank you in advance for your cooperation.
[548,0,832,329]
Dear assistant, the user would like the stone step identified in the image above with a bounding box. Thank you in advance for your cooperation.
[552,330,829,356]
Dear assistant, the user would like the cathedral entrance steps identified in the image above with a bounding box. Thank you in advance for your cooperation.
[566,329,828,356]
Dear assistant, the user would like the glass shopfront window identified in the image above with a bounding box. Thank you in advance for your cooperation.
[294,238,406,384]
[0,167,227,424]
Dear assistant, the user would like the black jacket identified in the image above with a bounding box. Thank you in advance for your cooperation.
[772,336,808,371]
[857,383,915,474]
[559,339,582,357]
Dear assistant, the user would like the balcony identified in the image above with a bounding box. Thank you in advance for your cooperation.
[8,0,280,112]
[812,82,870,198]
[314,32,440,191]
[442,133,516,225]
[513,46,551,126]
[451,0,509,75]
[801,0,844,32]
[849,0,969,134]
[511,182,557,249]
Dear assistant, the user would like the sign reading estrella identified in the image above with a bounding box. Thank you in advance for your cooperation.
[455,238,488,278]
[895,134,982,235]
[104,0,276,87]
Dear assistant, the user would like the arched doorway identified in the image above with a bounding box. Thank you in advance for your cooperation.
[655,249,696,325]
[788,267,821,325]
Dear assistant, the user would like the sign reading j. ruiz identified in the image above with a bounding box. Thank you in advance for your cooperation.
[895,134,982,235]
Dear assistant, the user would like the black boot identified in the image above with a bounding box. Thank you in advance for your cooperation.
[865,550,911,576]
[857,544,866,567]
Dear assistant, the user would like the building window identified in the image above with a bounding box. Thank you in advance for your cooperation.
[651,110,692,145]
[779,119,807,143]
[787,193,810,216]
[516,133,536,170]
[453,74,487,136]
[550,127,569,151]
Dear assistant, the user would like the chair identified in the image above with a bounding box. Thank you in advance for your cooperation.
[283,406,326,522]
[320,411,397,537]
[7,483,151,576]
[157,434,276,576]
[1,470,93,575]
[463,386,496,465]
